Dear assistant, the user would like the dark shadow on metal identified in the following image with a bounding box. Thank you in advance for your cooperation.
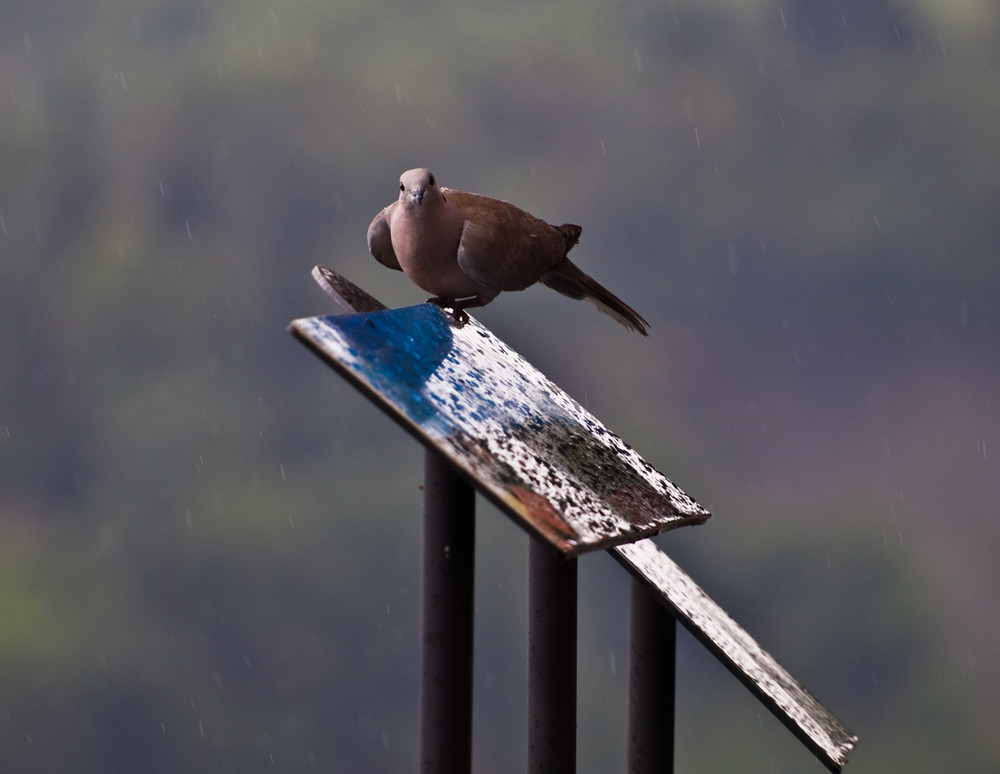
[628,578,676,774]
[528,541,578,774]
[421,451,476,774]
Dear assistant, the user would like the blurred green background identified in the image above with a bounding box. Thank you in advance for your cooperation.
[2,0,998,771]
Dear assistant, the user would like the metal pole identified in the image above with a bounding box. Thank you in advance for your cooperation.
[421,450,476,774]
[627,577,676,774]
[527,539,578,774]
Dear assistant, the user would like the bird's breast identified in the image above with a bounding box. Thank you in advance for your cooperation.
[390,207,485,298]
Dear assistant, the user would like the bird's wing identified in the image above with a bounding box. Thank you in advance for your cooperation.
[450,191,569,292]
[366,205,402,271]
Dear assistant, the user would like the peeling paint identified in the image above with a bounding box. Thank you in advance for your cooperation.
[291,304,709,555]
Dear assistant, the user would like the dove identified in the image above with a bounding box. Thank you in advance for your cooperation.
[367,168,649,335]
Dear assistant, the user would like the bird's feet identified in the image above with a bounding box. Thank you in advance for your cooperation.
[427,295,484,327]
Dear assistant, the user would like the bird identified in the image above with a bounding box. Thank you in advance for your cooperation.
[366,168,649,335]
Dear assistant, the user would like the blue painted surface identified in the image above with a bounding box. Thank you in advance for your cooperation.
[330,305,455,432]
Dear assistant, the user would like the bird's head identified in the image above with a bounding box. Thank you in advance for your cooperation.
[398,168,443,209]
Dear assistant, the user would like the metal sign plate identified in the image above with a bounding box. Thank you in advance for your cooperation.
[290,304,709,555]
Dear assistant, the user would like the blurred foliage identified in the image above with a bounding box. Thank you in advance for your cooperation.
[2,0,999,771]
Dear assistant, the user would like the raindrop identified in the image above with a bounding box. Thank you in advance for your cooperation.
[632,48,644,74]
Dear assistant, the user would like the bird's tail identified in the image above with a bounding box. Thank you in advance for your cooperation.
[541,258,650,336]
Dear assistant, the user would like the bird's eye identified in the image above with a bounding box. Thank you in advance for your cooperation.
[399,182,405,191]
[428,174,435,186]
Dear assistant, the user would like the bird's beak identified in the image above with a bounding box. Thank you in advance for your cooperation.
[410,187,424,205]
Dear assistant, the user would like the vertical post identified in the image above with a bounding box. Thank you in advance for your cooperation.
[628,578,676,774]
[421,450,476,774]
[527,539,578,774]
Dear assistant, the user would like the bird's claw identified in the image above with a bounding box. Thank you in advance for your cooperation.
[427,298,470,327]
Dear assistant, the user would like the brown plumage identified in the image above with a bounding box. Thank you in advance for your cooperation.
[367,168,649,335]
